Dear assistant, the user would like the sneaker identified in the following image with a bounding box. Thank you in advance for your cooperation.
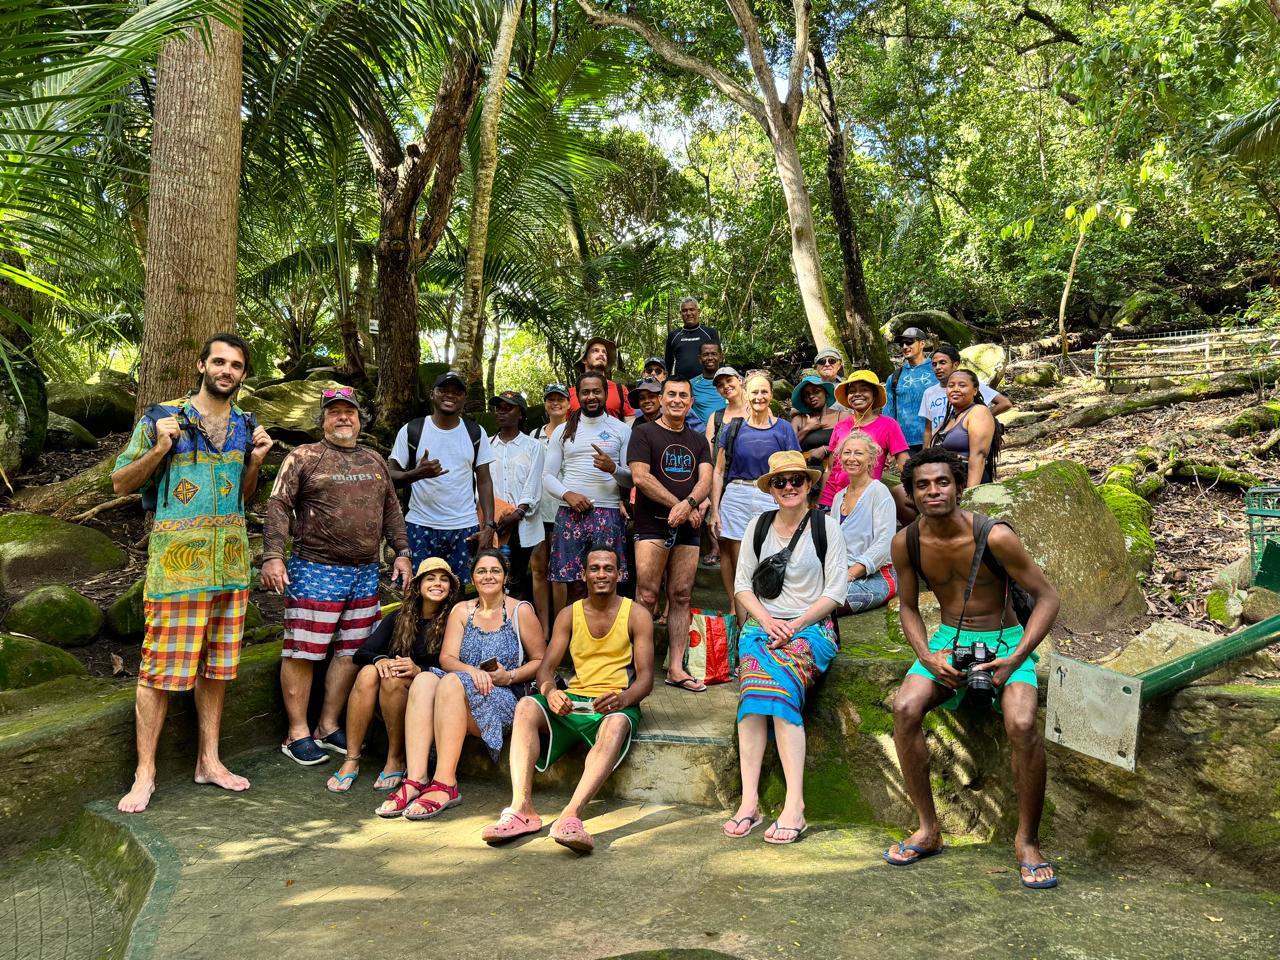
[315,729,348,755]
[281,736,329,765]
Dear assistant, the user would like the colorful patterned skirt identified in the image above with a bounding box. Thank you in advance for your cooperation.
[736,618,838,726]
[548,505,629,582]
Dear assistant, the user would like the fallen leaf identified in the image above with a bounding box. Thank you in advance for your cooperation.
[110,653,129,677]
[1205,916,1223,923]
[285,879,295,887]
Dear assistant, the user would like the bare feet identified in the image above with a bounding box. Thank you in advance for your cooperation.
[194,760,250,792]
[117,776,156,814]
[883,826,943,864]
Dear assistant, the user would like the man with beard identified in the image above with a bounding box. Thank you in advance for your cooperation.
[883,327,938,454]
[568,336,634,420]
[627,378,713,693]
[262,388,413,765]
[389,371,496,579]
[884,448,1060,888]
[111,333,273,813]
[544,371,633,609]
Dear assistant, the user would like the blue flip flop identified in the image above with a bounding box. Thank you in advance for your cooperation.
[373,770,406,791]
[1020,861,1058,889]
[882,841,945,866]
[326,771,358,794]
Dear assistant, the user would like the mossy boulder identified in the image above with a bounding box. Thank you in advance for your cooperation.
[0,633,86,689]
[46,382,135,437]
[959,342,1006,387]
[1242,586,1280,625]
[105,579,146,639]
[3,585,102,648]
[239,379,360,444]
[93,369,137,394]
[0,360,48,472]
[1096,482,1156,572]
[1206,588,1245,629]
[962,460,1145,632]
[0,512,125,598]
[1011,362,1059,388]
[43,412,98,452]
[883,310,975,348]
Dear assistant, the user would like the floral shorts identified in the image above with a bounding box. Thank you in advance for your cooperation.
[549,505,629,582]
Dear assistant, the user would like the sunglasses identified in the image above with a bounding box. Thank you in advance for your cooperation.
[322,387,356,399]
[897,338,919,347]
[769,474,810,490]
[815,357,840,366]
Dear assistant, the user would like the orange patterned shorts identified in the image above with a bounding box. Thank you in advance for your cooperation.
[140,589,249,691]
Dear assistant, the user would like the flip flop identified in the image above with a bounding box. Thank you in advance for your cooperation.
[481,807,544,845]
[550,816,595,853]
[882,841,945,866]
[373,770,405,791]
[325,770,358,793]
[722,813,763,838]
[664,677,707,693]
[1020,861,1059,889]
[763,821,807,845]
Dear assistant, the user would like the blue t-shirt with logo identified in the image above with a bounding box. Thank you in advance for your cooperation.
[884,360,938,447]
[690,374,727,425]
[626,420,712,534]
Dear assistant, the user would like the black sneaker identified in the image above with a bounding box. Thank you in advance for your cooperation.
[281,736,329,765]
[315,729,348,756]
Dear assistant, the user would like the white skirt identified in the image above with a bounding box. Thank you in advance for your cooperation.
[719,482,777,541]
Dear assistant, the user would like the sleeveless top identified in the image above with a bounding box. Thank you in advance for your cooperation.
[933,406,994,484]
[460,600,524,672]
[567,598,635,697]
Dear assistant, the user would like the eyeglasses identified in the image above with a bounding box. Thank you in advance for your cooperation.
[323,387,356,399]
[769,474,809,490]
[896,338,919,347]
[815,358,840,366]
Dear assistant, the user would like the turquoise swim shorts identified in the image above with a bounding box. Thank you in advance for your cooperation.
[905,624,1038,711]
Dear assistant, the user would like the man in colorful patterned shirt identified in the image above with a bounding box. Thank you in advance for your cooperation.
[111,333,273,813]
[262,388,413,765]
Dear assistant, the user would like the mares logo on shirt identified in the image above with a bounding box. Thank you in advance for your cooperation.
[329,472,377,484]
[660,444,695,482]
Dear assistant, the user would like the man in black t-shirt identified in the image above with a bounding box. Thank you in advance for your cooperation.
[626,377,713,693]
[664,297,721,381]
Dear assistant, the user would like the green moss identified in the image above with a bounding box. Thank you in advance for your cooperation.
[830,673,895,736]
[1086,827,1115,853]
[1097,483,1156,572]
[0,633,87,690]
[105,580,145,638]
[2,584,102,647]
[1205,589,1240,628]
[0,511,124,595]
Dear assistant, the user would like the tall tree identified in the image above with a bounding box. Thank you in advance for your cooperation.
[575,0,843,355]
[454,0,526,408]
[135,11,244,411]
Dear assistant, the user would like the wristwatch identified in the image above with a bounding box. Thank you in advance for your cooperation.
[486,520,498,530]
[396,549,411,559]
[686,496,699,510]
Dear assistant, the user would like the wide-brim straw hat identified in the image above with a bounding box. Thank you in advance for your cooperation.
[410,556,460,596]
[755,449,823,494]
[835,369,888,410]
[574,336,618,373]
[790,375,836,412]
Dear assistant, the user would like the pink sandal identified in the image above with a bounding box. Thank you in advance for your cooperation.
[375,778,426,818]
[403,779,461,822]
[481,807,544,845]
[550,816,594,853]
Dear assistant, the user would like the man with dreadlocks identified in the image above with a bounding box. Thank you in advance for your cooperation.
[544,371,634,610]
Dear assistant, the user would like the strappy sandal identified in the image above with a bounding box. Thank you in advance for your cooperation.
[375,778,426,818]
[403,779,462,822]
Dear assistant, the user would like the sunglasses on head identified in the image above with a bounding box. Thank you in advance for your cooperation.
[323,387,356,399]
[769,473,809,490]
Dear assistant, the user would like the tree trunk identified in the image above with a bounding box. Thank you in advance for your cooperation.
[337,254,367,381]
[354,245,375,371]
[486,319,501,397]
[454,0,524,412]
[135,13,243,413]
[809,45,890,375]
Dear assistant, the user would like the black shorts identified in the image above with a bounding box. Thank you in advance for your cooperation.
[634,525,701,549]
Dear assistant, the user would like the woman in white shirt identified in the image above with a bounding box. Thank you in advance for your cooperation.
[833,430,897,612]
[529,383,570,633]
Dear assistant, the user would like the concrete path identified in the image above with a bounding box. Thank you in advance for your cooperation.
[1,847,123,960]
[92,749,1278,960]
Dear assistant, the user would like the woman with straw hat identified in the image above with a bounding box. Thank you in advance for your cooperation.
[723,450,847,844]
[818,370,909,510]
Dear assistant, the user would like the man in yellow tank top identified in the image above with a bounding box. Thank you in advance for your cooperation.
[481,544,654,853]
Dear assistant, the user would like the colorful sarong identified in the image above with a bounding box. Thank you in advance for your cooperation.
[140,588,249,691]
[736,618,838,726]
[282,556,381,660]
[906,624,1037,712]
[549,505,629,582]
[406,522,478,583]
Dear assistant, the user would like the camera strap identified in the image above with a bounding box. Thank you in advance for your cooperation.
[953,514,1004,650]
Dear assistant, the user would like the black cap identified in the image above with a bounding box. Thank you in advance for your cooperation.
[490,390,528,412]
[628,377,663,407]
[896,326,928,343]
[433,371,467,391]
[543,383,570,400]
[643,356,667,371]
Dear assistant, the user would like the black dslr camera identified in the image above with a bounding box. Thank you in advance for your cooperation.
[951,642,997,704]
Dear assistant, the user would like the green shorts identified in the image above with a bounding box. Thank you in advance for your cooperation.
[905,624,1038,712]
[529,693,641,773]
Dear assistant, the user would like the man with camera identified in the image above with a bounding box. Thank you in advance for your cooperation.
[885,448,1061,888]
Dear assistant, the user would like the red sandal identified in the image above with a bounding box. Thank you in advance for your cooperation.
[375,778,427,818]
[404,779,462,822]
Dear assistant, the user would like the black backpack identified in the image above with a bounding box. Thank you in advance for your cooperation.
[395,415,483,506]
[139,404,258,512]
[905,512,1035,627]
[720,416,745,483]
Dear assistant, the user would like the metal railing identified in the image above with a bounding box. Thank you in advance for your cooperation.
[1094,325,1280,386]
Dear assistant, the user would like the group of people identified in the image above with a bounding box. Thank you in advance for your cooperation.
[110,313,1061,886]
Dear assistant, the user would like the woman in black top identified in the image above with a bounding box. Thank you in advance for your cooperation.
[789,375,843,493]
[325,557,460,794]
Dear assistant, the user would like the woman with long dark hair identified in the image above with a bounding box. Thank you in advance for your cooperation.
[325,558,460,793]
[932,368,997,487]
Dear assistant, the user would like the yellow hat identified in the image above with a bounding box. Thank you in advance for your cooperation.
[835,369,888,410]
[411,556,460,594]
[755,450,823,494]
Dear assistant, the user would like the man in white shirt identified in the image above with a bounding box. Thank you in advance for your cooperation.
[389,371,496,582]
[488,390,545,599]
[544,371,633,606]
[918,344,1013,448]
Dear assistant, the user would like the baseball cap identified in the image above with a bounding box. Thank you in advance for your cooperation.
[628,377,663,407]
[432,371,467,391]
[543,383,570,400]
[813,348,842,363]
[490,390,528,412]
[643,356,667,371]
[712,365,741,383]
[896,326,928,344]
[319,385,365,416]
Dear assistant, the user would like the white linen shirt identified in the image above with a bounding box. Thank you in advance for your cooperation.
[489,431,546,547]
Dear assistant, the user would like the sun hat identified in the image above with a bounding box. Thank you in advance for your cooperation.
[790,375,836,412]
[410,556,460,595]
[574,336,618,373]
[835,369,888,410]
[755,449,823,494]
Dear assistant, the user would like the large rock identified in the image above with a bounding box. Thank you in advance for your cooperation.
[1010,361,1059,388]
[959,342,1006,387]
[43,412,98,452]
[0,633,86,690]
[1242,586,1280,625]
[962,460,1146,633]
[3,585,102,648]
[0,360,48,472]
[1096,482,1156,572]
[105,578,146,639]
[94,368,137,394]
[1099,620,1277,683]
[882,310,975,348]
[239,378,355,443]
[0,512,125,598]
[46,382,135,437]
